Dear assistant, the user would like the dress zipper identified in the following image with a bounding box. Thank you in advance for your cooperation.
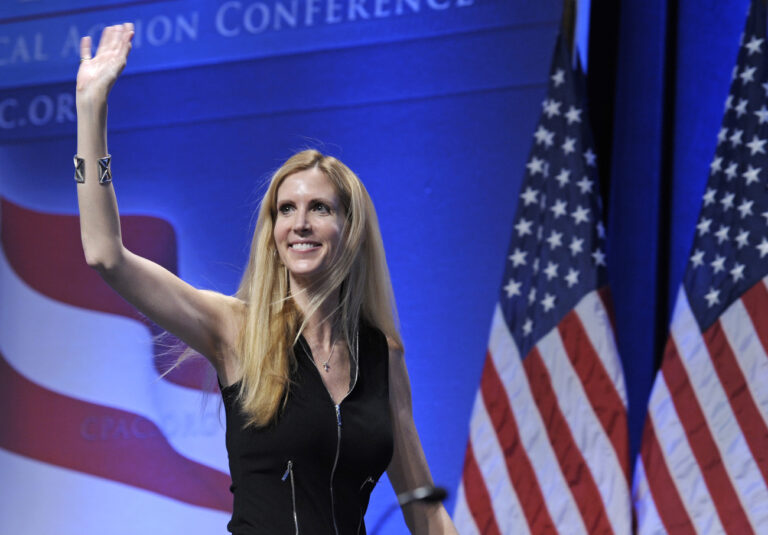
[282,460,299,535]
[301,331,359,535]
[330,404,342,535]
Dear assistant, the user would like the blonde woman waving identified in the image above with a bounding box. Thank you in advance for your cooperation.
[75,23,458,535]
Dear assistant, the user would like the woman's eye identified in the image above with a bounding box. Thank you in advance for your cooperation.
[313,203,330,214]
[278,204,293,214]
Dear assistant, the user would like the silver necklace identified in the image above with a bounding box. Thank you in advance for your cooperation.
[321,340,336,373]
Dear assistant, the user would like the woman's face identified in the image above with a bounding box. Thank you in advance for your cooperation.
[273,167,345,288]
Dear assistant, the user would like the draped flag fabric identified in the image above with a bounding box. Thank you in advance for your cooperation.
[0,198,231,533]
[633,2,768,533]
[453,35,631,534]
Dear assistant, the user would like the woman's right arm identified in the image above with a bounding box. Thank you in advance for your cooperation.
[76,24,242,382]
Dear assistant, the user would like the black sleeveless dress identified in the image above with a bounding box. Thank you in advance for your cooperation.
[220,324,393,534]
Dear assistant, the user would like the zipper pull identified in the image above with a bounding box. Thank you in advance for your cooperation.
[282,460,293,481]
[335,404,342,427]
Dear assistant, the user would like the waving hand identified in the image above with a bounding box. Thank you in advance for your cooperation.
[76,23,134,100]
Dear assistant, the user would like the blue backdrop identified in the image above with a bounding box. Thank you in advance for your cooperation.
[0,0,753,532]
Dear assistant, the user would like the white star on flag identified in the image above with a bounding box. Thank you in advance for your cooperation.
[565,268,579,287]
[562,137,576,155]
[738,199,754,217]
[755,105,768,123]
[697,217,713,235]
[743,164,761,183]
[540,292,556,311]
[521,187,539,205]
[757,237,768,257]
[504,278,522,298]
[691,249,705,267]
[740,66,757,83]
[746,134,767,155]
[735,99,748,116]
[569,236,584,255]
[527,156,545,175]
[555,169,570,187]
[565,106,582,124]
[711,254,726,272]
[730,128,744,146]
[534,125,555,147]
[543,99,562,118]
[551,68,565,87]
[550,199,567,218]
[704,286,720,306]
[745,35,764,54]
[571,205,590,224]
[584,148,597,166]
[576,176,593,193]
[508,248,527,266]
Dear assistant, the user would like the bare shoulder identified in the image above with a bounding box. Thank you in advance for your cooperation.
[198,291,246,381]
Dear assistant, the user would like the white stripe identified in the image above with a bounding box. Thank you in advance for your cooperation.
[0,448,228,534]
[537,327,631,534]
[573,290,628,406]
[453,482,481,535]
[723,282,768,430]
[488,305,587,534]
[712,291,768,527]
[468,389,531,535]
[0,243,228,474]
[648,367,723,533]
[632,457,666,535]
[671,288,766,530]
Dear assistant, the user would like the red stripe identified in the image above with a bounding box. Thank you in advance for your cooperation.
[597,286,617,333]
[558,310,630,480]
[523,347,614,534]
[638,412,696,534]
[0,350,232,512]
[703,319,768,489]
[662,336,754,534]
[461,442,502,535]
[481,353,555,533]
[740,280,768,362]
[0,197,211,391]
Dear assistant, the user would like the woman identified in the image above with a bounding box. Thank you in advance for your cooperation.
[75,23,458,534]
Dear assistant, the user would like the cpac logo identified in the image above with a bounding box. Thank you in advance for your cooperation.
[0,92,75,129]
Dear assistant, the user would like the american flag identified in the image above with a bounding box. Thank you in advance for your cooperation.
[0,198,231,533]
[453,35,631,534]
[633,2,768,532]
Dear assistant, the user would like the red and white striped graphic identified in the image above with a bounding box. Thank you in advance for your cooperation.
[454,289,631,534]
[0,198,231,533]
[633,283,768,534]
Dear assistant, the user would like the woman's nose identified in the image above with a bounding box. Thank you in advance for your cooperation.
[293,210,310,231]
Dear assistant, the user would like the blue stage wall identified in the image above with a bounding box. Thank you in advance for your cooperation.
[0,0,756,532]
[0,1,560,532]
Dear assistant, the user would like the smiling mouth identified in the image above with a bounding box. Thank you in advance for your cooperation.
[289,242,321,251]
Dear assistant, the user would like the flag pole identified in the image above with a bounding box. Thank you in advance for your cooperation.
[561,0,577,56]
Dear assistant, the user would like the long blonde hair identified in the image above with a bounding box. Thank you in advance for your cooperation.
[234,149,402,427]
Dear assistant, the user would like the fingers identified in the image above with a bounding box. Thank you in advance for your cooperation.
[79,36,92,60]
[96,24,121,55]
[94,23,133,57]
[121,23,135,56]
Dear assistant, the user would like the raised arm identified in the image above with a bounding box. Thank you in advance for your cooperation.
[387,344,458,534]
[76,24,242,382]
